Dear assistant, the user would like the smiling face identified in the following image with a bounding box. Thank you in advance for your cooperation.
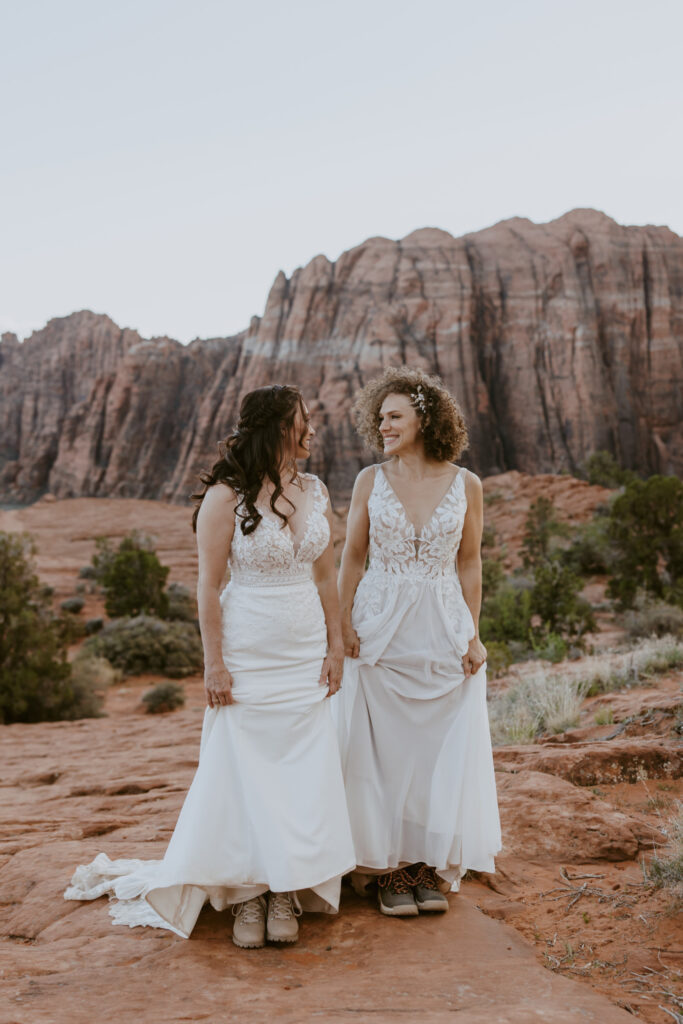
[288,401,315,461]
[378,392,422,456]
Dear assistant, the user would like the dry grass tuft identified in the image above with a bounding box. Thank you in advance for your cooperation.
[488,636,683,746]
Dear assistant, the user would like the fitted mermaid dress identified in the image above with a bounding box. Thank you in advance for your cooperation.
[335,464,501,890]
[65,474,355,937]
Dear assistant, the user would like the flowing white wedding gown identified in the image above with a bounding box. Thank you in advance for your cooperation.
[65,474,355,937]
[335,464,501,891]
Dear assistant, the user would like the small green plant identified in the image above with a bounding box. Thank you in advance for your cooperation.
[579,450,638,489]
[530,561,595,638]
[92,533,170,618]
[485,640,514,677]
[582,911,591,924]
[593,707,614,726]
[142,682,186,714]
[521,497,570,569]
[61,596,85,614]
[561,517,613,577]
[480,578,533,646]
[164,582,196,622]
[85,615,203,678]
[530,629,568,664]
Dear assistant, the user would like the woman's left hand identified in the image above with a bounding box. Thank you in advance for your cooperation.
[319,647,344,697]
[462,635,487,677]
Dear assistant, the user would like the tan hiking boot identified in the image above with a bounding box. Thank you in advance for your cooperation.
[377,869,418,917]
[232,895,267,948]
[266,891,302,944]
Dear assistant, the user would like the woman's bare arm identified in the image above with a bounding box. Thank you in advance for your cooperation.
[312,484,344,696]
[456,470,487,676]
[195,484,237,707]
[337,467,373,658]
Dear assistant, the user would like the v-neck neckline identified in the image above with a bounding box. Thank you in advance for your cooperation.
[256,476,317,559]
[379,463,461,539]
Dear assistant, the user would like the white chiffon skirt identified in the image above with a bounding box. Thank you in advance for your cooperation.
[335,570,501,892]
[65,579,356,937]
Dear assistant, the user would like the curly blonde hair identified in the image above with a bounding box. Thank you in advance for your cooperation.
[352,366,469,463]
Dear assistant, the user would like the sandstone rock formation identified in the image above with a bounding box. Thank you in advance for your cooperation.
[2,208,682,505]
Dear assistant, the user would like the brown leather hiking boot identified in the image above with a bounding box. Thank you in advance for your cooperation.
[377,869,418,917]
[409,863,449,912]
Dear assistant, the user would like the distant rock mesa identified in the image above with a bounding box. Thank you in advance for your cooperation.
[1,208,681,504]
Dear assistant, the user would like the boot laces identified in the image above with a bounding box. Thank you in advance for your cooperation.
[269,891,302,920]
[412,863,440,891]
[232,895,266,922]
[377,869,414,895]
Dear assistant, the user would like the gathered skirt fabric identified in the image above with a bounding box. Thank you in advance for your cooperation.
[65,578,356,937]
[335,569,501,892]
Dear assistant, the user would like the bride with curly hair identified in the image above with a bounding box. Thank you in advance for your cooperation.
[336,367,501,916]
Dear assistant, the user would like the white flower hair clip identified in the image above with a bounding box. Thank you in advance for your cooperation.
[411,385,427,414]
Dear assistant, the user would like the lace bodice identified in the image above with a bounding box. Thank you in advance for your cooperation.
[367,464,467,581]
[228,473,330,586]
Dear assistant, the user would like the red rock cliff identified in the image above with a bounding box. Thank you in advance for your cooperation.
[1,208,681,504]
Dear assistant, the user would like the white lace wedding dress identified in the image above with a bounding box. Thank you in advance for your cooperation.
[65,474,355,937]
[335,464,501,891]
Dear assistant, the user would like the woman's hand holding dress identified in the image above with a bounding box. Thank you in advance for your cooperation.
[319,646,344,697]
[342,620,360,658]
[204,664,236,707]
[462,635,487,677]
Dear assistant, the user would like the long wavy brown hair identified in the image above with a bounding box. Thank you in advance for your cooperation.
[191,384,307,534]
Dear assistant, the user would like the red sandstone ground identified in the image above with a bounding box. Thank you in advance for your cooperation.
[0,476,681,1023]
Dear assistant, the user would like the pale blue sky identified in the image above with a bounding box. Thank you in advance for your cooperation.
[2,0,681,343]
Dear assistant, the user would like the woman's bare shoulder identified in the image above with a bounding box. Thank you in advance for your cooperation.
[458,467,483,503]
[199,482,239,515]
[350,465,378,502]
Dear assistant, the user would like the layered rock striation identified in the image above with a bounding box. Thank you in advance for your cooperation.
[1,208,682,504]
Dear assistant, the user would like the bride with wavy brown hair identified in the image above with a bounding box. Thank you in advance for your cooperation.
[65,384,355,948]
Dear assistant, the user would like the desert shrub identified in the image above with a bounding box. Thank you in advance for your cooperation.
[530,628,569,664]
[85,615,203,678]
[61,596,85,614]
[0,532,102,724]
[489,672,588,745]
[606,475,683,608]
[482,557,505,595]
[85,617,104,635]
[142,682,186,714]
[648,802,683,889]
[623,596,683,640]
[579,450,638,489]
[481,524,497,550]
[561,517,613,576]
[484,640,514,677]
[521,496,569,569]
[594,707,615,726]
[92,533,170,619]
[165,582,196,622]
[480,578,533,646]
[71,653,122,690]
[530,561,595,638]
[566,636,683,696]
